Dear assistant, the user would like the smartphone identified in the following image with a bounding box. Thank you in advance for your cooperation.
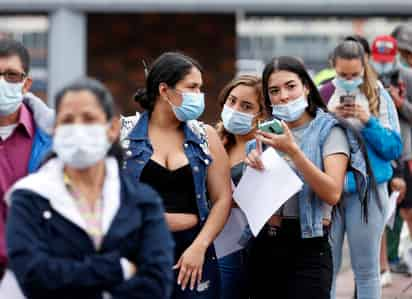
[339,95,356,106]
[258,119,284,134]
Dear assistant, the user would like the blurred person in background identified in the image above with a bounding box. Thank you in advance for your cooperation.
[391,26,412,272]
[316,34,371,89]
[0,38,53,290]
[215,75,268,299]
[323,40,402,299]
[369,34,410,285]
[6,78,174,299]
[126,52,232,299]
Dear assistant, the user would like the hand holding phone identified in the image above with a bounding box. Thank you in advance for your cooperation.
[339,95,355,107]
[258,119,284,135]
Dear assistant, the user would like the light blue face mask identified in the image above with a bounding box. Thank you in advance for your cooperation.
[271,94,308,122]
[221,105,256,135]
[170,91,205,122]
[370,60,396,75]
[0,78,24,116]
[335,76,364,94]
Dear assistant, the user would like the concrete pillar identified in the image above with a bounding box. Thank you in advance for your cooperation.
[48,8,86,106]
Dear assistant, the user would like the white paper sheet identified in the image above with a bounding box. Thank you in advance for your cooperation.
[214,208,250,258]
[386,191,400,230]
[233,147,303,236]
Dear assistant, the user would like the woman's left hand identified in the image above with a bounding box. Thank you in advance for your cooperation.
[256,121,300,157]
[173,242,206,291]
[351,104,370,124]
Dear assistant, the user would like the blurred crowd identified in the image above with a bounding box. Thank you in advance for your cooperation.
[1,22,412,299]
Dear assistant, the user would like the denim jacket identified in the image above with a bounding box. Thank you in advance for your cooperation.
[122,112,213,224]
[246,110,369,238]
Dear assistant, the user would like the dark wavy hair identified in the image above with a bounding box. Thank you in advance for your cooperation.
[134,52,202,112]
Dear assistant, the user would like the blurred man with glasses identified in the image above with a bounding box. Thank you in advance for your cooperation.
[0,39,52,290]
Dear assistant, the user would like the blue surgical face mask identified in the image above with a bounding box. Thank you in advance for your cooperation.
[221,105,256,135]
[335,76,364,94]
[271,94,308,122]
[170,91,205,122]
[370,60,396,75]
[0,78,24,116]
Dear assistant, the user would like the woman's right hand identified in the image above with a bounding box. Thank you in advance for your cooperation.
[245,149,264,171]
[331,103,349,118]
[173,242,206,291]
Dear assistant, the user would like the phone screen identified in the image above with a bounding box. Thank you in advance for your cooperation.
[340,95,355,106]
[258,119,283,134]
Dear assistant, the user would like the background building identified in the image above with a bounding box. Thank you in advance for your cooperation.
[0,1,411,122]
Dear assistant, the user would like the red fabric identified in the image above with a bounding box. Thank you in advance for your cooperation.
[0,104,35,271]
[371,35,398,63]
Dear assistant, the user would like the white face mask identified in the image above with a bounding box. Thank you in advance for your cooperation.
[0,78,24,116]
[53,124,112,169]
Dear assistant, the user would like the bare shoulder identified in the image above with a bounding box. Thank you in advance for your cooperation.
[204,124,219,139]
[204,124,222,147]
[204,124,227,160]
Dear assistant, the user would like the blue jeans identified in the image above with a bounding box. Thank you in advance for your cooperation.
[330,183,389,299]
[218,250,248,299]
[172,227,220,299]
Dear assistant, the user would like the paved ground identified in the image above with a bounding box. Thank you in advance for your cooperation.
[1,237,412,299]
[336,269,412,299]
[336,236,412,299]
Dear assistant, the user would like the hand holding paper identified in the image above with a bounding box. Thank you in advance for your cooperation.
[234,147,303,236]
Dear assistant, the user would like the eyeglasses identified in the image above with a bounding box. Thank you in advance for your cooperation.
[0,70,26,83]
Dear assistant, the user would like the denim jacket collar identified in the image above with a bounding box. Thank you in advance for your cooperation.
[128,111,203,146]
[246,109,369,239]
[298,109,369,238]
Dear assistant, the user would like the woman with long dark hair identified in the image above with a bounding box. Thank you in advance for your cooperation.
[245,56,355,299]
[124,52,232,299]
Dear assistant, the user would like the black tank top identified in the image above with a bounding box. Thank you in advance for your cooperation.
[140,159,198,214]
[231,162,245,186]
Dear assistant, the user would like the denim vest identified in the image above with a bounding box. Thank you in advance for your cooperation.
[122,112,213,224]
[246,109,369,238]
